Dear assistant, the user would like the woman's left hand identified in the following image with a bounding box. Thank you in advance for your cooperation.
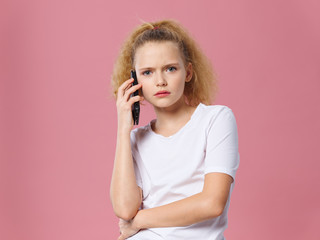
[118,218,140,240]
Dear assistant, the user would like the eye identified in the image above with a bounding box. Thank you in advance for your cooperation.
[142,70,152,76]
[167,66,177,72]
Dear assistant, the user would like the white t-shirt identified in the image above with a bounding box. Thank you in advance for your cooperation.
[128,103,240,240]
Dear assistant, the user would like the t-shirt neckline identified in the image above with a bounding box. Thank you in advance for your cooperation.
[147,103,203,140]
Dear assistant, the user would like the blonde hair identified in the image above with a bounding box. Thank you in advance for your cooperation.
[111,19,217,106]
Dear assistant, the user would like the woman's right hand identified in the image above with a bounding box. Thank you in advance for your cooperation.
[116,78,143,133]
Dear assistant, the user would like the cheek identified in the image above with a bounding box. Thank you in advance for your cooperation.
[175,78,187,92]
[140,82,152,96]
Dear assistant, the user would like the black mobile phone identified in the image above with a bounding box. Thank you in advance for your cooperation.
[130,70,140,125]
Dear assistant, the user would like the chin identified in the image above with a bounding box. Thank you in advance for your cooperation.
[146,94,185,109]
[153,100,183,110]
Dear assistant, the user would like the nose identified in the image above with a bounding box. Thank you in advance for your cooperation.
[155,72,167,87]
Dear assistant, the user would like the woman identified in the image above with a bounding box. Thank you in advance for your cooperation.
[110,19,240,240]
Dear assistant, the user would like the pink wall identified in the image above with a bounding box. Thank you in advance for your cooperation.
[1,0,319,239]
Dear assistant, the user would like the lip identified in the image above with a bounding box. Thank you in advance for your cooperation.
[154,90,171,97]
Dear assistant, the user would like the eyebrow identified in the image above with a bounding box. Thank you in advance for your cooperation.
[138,63,180,71]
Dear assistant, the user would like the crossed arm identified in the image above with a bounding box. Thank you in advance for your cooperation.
[117,172,233,239]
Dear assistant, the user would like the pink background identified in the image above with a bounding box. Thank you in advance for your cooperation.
[1,0,319,239]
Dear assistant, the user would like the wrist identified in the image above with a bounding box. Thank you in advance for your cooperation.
[117,126,131,137]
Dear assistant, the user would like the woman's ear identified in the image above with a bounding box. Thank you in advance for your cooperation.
[185,62,193,82]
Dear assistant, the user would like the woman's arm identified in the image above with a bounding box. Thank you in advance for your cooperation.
[118,172,233,239]
[133,172,233,228]
[110,78,144,221]
[110,130,142,220]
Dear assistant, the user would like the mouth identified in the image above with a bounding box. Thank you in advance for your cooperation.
[154,90,171,97]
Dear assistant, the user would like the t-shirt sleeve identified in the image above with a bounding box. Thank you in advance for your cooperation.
[204,107,240,181]
[130,131,143,189]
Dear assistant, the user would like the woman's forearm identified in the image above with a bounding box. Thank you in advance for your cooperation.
[133,192,222,229]
[110,130,141,220]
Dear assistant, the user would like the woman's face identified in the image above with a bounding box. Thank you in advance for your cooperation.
[134,41,192,111]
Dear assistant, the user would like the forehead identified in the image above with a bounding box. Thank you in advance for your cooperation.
[134,41,184,67]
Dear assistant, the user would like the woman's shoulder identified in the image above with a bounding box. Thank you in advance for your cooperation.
[197,104,238,138]
[130,122,153,141]
[198,103,235,119]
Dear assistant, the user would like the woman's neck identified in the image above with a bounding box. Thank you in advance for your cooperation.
[152,98,197,137]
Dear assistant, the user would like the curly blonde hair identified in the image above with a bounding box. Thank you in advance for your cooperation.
[111,19,217,106]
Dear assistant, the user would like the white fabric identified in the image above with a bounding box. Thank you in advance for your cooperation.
[128,103,240,240]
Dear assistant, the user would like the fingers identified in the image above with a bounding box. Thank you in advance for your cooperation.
[115,78,143,129]
[128,95,144,105]
[117,79,142,101]
[123,83,142,101]
[118,233,127,240]
[118,78,134,97]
